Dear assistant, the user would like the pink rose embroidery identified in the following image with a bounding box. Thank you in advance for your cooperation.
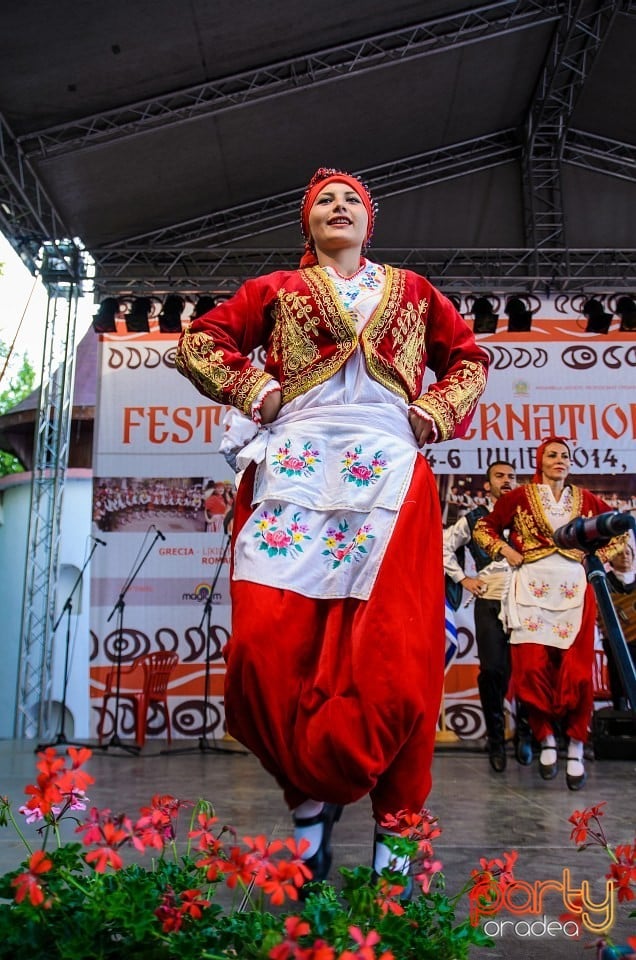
[340,446,387,487]
[254,507,310,558]
[272,440,320,478]
[322,520,374,568]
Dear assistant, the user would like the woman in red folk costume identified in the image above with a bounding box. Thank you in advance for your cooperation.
[175,167,488,891]
[473,437,628,791]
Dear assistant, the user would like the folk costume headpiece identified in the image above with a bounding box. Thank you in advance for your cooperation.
[299,167,377,267]
[533,436,571,482]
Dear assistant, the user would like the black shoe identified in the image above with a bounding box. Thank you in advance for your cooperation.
[294,803,343,889]
[514,737,533,766]
[488,741,507,773]
[538,747,558,780]
[566,760,587,791]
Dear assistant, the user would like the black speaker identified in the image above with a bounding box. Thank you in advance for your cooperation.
[592,707,636,760]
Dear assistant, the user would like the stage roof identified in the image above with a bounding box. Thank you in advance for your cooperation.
[1,0,635,297]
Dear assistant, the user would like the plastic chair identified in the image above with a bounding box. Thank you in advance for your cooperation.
[97,650,179,747]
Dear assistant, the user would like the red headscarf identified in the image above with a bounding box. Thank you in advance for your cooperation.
[299,167,376,267]
[533,436,571,482]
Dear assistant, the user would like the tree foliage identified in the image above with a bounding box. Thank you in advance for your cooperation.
[0,339,36,476]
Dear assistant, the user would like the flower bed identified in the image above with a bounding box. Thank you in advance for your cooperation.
[0,747,634,959]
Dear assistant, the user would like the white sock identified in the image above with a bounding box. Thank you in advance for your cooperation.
[567,739,585,777]
[292,800,324,858]
[294,799,324,819]
[374,830,410,876]
[540,735,557,765]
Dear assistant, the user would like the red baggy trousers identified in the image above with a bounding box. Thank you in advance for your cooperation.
[510,583,597,743]
[223,455,445,822]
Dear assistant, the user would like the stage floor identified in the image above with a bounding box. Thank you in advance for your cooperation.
[1,737,634,958]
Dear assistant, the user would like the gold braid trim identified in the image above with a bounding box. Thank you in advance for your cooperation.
[526,484,629,565]
[523,484,584,562]
[176,330,273,415]
[472,517,506,558]
[598,532,630,564]
[363,267,411,400]
[276,268,357,402]
[412,361,487,442]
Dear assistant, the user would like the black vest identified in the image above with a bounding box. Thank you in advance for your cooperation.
[464,505,491,572]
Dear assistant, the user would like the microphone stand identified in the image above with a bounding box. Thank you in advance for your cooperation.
[36,539,104,752]
[95,528,163,756]
[165,511,245,755]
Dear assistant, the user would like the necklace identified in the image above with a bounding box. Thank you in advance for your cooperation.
[330,259,366,281]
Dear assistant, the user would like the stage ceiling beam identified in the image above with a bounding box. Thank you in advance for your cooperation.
[89,246,636,297]
[18,1,561,159]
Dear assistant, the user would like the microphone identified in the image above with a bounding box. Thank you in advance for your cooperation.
[223,504,235,535]
[92,535,107,546]
[154,527,166,541]
[553,511,635,551]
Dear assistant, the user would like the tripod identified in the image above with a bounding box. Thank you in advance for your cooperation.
[36,538,104,752]
[95,527,164,756]
[165,522,245,755]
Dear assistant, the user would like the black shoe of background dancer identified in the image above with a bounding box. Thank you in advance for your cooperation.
[295,803,343,896]
[488,740,507,773]
[539,748,558,780]
[514,735,533,766]
[566,760,587,792]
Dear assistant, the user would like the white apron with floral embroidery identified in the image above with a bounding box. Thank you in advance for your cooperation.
[233,402,418,600]
[230,259,430,600]
[504,555,586,649]
[503,485,586,649]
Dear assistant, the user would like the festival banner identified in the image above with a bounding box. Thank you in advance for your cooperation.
[89,319,636,741]
[436,319,636,739]
[90,333,235,742]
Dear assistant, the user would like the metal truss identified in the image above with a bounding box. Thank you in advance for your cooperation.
[106,125,634,251]
[0,113,69,274]
[565,129,636,182]
[18,1,561,159]
[0,115,88,738]
[89,245,636,297]
[521,0,622,268]
[118,130,522,248]
[15,245,86,738]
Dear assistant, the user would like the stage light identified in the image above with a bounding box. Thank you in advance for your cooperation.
[92,297,118,333]
[616,295,636,332]
[471,296,498,334]
[159,294,185,333]
[583,298,612,334]
[126,297,151,332]
[504,297,532,332]
[192,295,216,319]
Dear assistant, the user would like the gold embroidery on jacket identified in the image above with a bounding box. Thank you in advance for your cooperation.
[527,484,582,542]
[472,517,503,556]
[176,331,272,415]
[363,267,411,399]
[391,299,428,394]
[271,290,320,376]
[414,361,487,441]
[508,485,584,563]
[274,268,357,402]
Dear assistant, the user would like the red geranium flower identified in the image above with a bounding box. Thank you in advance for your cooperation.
[11,850,53,907]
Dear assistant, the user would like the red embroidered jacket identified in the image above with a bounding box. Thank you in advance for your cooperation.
[176,264,489,442]
[473,484,624,565]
